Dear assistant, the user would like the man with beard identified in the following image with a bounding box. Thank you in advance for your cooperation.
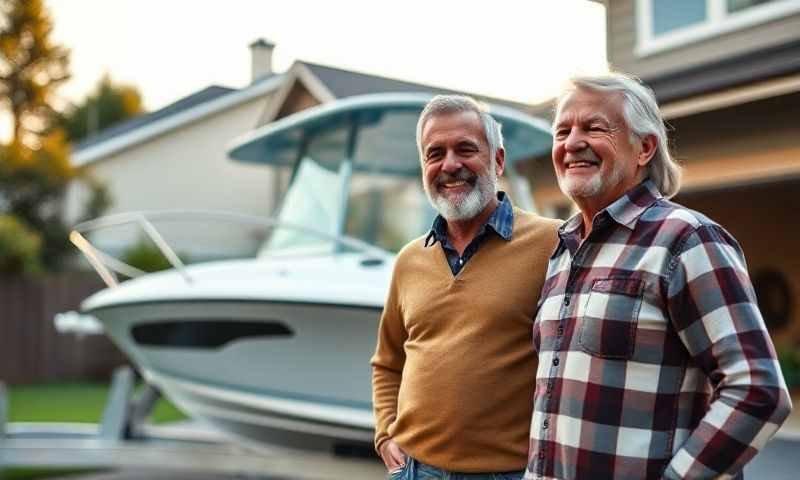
[371,95,561,479]
[525,73,791,480]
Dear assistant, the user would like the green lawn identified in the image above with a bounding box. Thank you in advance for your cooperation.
[5,382,187,424]
[0,468,102,480]
[1,383,187,479]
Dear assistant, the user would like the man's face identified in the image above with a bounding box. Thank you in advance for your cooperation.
[419,111,503,221]
[552,88,647,211]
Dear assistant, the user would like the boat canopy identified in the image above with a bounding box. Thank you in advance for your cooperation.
[227,93,552,175]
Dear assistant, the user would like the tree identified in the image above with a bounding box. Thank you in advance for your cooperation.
[0,0,110,272]
[0,0,69,146]
[0,213,41,274]
[0,130,76,269]
[56,74,144,144]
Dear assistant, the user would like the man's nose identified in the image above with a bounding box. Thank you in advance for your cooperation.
[441,151,462,173]
[564,129,588,153]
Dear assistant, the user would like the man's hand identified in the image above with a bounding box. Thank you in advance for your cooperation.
[379,439,407,472]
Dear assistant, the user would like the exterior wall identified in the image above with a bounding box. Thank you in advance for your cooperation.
[669,91,800,191]
[606,0,800,78]
[66,92,280,259]
[677,181,800,347]
[275,82,322,120]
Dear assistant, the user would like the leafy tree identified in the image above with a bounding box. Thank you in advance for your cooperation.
[56,74,144,144]
[0,132,76,269]
[0,213,41,274]
[0,0,113,272]
[0,0,69,146]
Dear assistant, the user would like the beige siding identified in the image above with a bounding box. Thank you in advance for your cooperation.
[606,0,800,78]
[65,92,280,259]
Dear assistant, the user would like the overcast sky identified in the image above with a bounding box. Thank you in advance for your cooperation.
[43,0,607,112]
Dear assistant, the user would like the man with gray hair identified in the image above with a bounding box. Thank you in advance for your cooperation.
[526,72,792,479]
[371,95,560,479]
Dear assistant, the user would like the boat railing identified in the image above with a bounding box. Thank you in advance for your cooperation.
[70,209,392,289]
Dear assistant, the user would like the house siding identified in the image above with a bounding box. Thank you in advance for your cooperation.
[607,0,800,79]
[65,91,280,259]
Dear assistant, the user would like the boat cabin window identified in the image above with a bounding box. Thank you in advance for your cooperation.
[346,108,435,252]
[258,107,436,257]
[258,123,348,256]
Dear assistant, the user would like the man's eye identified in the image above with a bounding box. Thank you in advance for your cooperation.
[554,129,570,138]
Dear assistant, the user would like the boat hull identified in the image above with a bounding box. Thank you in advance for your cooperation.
[88,299,380,451]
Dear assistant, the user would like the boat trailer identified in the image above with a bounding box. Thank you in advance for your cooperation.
[0,367,384,479]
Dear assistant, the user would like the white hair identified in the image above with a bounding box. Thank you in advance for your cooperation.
[556,72,682,198]
[416,95,504,161]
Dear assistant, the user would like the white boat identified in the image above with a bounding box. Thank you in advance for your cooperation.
[70,93,553,452]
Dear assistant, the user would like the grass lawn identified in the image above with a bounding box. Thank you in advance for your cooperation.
[5,382,187,424]
[1,383,188,479]
[0,469,103,480]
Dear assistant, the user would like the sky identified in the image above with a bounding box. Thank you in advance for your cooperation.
[42,0,608,112]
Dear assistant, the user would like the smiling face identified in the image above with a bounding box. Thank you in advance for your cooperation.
[419,110,504,221]
[552,87,652,215]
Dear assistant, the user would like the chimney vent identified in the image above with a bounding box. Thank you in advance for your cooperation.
[249,38,275,82]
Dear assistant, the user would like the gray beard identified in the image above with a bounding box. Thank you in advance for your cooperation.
[425,166,498,221]
[557,150,625,200]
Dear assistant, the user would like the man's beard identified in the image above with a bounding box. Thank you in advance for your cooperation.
[424,164,497,221]
[557,149,624,200]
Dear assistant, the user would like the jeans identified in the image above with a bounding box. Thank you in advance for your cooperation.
[388,457,525,480]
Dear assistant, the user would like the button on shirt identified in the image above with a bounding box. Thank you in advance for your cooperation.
[525,180,791,480]
[424,191,513,275]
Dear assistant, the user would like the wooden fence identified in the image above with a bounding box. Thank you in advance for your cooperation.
[0,273,128,384]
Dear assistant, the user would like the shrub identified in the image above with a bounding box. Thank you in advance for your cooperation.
[777,346,800,389]
[0,215,42,275]
[120,236,189,274]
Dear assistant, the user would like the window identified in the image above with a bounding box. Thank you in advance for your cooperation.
[652,0,707,35]
[636,0,800,56]
[727,0,777,12]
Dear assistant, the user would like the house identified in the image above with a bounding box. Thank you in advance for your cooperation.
[65,39,529,261]
[525,0,800,347]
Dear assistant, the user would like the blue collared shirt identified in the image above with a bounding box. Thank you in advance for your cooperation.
[424,191,514,275]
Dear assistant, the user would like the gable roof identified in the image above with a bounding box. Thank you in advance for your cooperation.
[72,74,285,166]
[74,85,235,152]
[301,61,531,110]
[73,60,535,167]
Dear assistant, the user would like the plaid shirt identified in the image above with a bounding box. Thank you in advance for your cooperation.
[526,180,791,480]
[424,191,513,275]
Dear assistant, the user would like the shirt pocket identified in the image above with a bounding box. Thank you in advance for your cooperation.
[578,277,644,359]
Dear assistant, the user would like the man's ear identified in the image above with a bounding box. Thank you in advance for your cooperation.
[637,134,657,167]
[495,147,506,177]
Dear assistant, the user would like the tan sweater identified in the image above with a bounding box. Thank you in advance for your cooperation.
[371,208,560,472]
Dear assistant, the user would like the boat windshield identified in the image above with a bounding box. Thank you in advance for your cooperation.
[258,107,435,256]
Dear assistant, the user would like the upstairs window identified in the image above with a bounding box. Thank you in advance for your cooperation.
[727,0,778,12]
[636,0,800,56]
[652,0,707,35]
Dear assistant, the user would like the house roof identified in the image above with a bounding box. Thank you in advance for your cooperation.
[74,85,236,153]
[643,38,800,103]
[301,61,531,110]
[72,60,534,166]
[72,74,285,166]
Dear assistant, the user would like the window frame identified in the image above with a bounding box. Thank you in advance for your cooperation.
[635,0,800,57]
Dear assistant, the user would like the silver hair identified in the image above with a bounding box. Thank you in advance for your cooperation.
[416,95,504,161]
[556,72,682,198]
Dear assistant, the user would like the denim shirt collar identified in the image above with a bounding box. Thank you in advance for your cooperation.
[424,191,514,247]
